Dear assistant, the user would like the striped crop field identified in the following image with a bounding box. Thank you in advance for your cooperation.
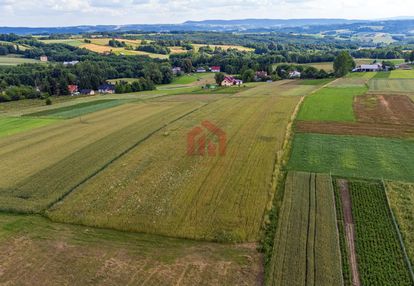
[0,101,202,213]
[47,81,319,242]
[267,171,343,286]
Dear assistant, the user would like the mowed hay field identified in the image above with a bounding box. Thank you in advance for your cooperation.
[0,214,262,286]
[267,172,342,286]
[47,81,320,242]
[0,101,203,213]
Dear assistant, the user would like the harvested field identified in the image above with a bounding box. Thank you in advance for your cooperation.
[288,133,414,182]
[0,214,262,286]
[47,83,311,242]
[267,172,343,286]
[368,78,414,93]
[0,102,202,213]
[354,93,414,125]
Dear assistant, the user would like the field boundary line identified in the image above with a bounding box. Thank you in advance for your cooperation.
[330,173,345,286]
[382,178,414,283]
[44,103,208,213]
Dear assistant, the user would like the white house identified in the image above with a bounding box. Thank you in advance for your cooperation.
[196,68,206,73]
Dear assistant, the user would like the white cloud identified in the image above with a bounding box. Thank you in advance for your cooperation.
[0,0,413,26]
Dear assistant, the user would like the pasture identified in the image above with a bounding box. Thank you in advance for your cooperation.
[47,82,321,242]
[296,86,367,122]
[267,171,342,286]
[0,214,262,285]
[288,133,414,182]
[39,38,84,47]
[386,181,414,266]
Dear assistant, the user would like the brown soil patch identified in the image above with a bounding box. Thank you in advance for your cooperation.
[296,121,414,138]
[338,179,361,286]
[354,93,414,126]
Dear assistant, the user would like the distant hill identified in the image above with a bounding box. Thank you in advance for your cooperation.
[1,18,414,36]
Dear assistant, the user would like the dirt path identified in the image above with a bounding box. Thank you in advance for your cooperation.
[338,179,361,286]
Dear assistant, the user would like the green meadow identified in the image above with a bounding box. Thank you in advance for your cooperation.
[0,117,57,137]
[296,86,367,122]
[288,133,414,182]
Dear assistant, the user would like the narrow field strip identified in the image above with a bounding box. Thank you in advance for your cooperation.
[268,172,342,286]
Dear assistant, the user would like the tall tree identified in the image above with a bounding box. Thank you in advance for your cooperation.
[333,51,355,77]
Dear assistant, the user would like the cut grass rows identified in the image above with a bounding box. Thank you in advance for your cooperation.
[267,171,342,286]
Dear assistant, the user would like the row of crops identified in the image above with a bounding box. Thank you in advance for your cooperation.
[348,180,413,286]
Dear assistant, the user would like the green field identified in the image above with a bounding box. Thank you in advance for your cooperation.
[297,86,367,122]
[25,99,128,119]
[0,55,42,66]
[267,172,343,286]
[39,39,84,47]
[390,69,414,79]
[347,180,412,285]
[0,214,261,285]
[288,133,414,182]
[386,181,414,266]
[0,117,57,137]
[171,74,201,84]
[368,78,414,92]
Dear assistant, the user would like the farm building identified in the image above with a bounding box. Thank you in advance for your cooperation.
[352,64,382,72]
[210,66,221,72]
[80,89,95,95]
[289,71,301,78]
[255,71,268,81]
[40,55,48,62]
[221,76,243,87]
[67,85,78,94]
[196,68,206,73]
[98,84,115,94]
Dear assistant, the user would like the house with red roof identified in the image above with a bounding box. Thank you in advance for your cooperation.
[221,76,243,87]
[67,85,78,94]
[210,66,221,73]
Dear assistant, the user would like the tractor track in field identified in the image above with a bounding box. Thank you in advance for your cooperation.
[338,179,361,286]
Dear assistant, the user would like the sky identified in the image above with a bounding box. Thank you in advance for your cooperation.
[0,0,413,27]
